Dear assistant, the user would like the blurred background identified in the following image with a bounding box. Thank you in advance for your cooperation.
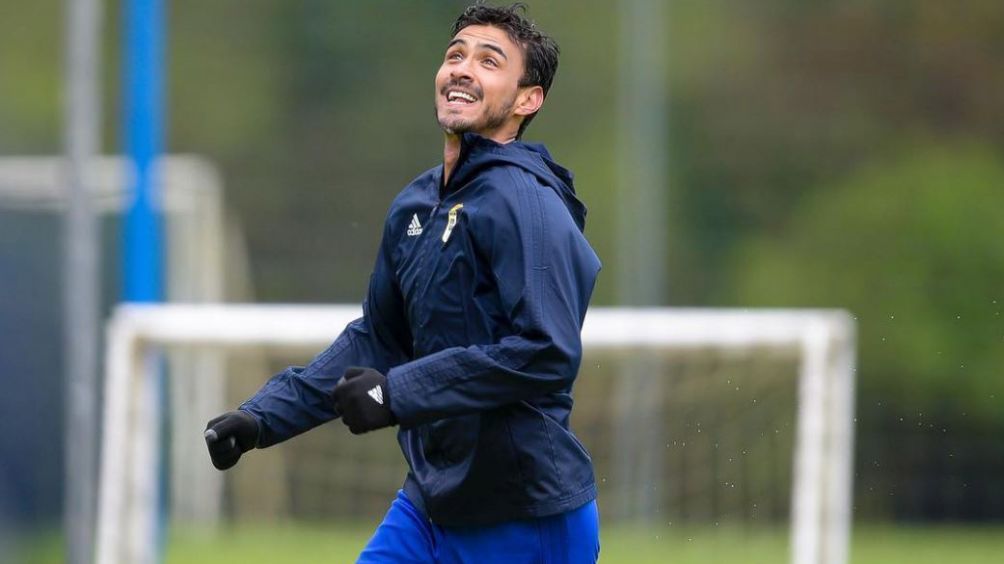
[1,0,1002,562]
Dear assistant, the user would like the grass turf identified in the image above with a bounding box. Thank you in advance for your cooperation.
[16,523,1004,563]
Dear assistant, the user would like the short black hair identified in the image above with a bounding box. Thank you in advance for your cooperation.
[451,2,560,139]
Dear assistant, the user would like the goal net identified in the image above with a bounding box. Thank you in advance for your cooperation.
[95,304,855,564]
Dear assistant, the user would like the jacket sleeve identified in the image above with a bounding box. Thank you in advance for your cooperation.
[239,218,412,447]
[386,171,600,428]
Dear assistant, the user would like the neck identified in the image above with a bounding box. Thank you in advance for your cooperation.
[442,133,462,187]
[442,125,519,186]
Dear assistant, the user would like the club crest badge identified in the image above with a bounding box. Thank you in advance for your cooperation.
[441,203,464,243]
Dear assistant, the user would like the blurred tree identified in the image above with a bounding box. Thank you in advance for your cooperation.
[662,0,1004,303]
[729,143,1004,517]
[732,143,1004,422]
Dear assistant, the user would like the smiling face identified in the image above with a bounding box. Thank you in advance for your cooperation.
[435,24,542,141]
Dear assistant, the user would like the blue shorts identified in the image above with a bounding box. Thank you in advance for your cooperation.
[357,490,600,563]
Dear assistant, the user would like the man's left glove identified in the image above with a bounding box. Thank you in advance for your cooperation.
[332,367,397,434]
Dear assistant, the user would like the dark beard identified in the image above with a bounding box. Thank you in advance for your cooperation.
[435,94,516,135]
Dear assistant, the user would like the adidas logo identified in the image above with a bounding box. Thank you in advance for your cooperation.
[406,214,423,236]
[367,385,384,405]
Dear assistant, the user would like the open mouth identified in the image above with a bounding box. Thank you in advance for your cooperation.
[446,90,478,105]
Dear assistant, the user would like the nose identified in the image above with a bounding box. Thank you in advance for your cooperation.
[449,58,473,82]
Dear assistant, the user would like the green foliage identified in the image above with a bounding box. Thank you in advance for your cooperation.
[0,0,60,151]
[731,144,1004,424]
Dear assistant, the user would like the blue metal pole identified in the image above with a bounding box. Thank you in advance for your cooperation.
[124,0,164,303]
[124,1,166,560]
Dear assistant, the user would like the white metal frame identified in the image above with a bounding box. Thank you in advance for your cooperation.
[95,304,855,564]
[0,155,231,538]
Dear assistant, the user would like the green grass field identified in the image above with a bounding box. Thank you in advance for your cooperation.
[18,524,1004,563]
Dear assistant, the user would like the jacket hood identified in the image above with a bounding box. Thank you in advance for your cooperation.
[448,133,588,232]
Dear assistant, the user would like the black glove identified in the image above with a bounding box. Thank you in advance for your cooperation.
[333,367,397,435]
[204,410,260,470]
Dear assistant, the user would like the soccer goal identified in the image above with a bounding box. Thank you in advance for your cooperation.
[95,304,855,564]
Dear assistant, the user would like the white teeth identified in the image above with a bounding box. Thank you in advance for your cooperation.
[448,91,476,103]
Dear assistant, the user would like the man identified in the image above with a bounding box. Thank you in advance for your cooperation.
[205,4,601,562]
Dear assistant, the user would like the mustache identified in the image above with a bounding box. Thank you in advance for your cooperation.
[440,80,482,99]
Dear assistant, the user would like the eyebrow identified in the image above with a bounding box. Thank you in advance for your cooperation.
[447,38,508,61]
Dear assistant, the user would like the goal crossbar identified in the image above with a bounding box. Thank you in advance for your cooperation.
[95,304,855,564]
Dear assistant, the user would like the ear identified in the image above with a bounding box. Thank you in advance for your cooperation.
[513,85,544,117]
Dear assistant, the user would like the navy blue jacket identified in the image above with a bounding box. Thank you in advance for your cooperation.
[241,133,602,526]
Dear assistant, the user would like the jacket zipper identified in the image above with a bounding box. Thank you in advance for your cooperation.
[413,202,442,322]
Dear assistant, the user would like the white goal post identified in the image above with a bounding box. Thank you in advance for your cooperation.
[95,304,855,564]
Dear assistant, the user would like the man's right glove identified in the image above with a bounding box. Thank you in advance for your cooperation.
[204,410,260,470]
